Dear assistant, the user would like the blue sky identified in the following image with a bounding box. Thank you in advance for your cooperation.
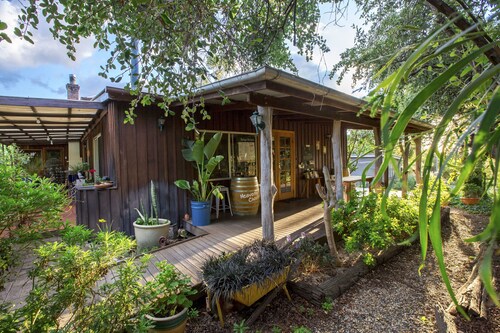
[0,2,364,100]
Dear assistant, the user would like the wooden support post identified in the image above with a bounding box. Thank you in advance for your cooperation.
[414,136,422,185]
[373,126,382,189]
[259,106,275,241]
[341,124,349,176]
[332,120,344,204]
[401,135,410,198]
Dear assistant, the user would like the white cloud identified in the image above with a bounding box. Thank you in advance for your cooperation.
[0,1,96,71]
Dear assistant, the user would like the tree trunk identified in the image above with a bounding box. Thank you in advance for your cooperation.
[315,166,341,266]
[447,245,491,318]
[259,106,275,241]
[332,120,344,204]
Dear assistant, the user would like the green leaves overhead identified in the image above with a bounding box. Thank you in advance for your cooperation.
[6,0,327,127]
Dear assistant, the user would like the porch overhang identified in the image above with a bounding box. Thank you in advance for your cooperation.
[0,96,104,144]
[174,66,433,133]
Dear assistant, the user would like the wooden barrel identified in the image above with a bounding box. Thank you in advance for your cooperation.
[230,177,260,216]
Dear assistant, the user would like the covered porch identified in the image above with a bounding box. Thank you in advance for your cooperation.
[138,198,324,286]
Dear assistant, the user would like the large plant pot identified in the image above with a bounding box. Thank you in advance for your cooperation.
[191,200,211,226]
[133,218,171,251]
[461,197,480,205]
[146,307,188,333]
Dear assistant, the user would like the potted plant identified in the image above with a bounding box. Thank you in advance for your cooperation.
[143,261,196,333]
[174,132,224,226]
[461,183,482,205]
[133,180,171,251]
[460,159,485,205]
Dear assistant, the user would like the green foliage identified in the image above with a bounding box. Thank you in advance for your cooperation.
[360,5,500,312]
[0,225,195,331]
[296,236,336,273]
[0,145,70,239]
[362,252,376,266]
[135,181,167,225]
[187,308,199,318]
[333,191,419,255]
[462,158,486,198]
[292,326,312,333]
[68,161,90,173]
[233,320,249,333]
[60,224,93,246]
[0,240,14,288]
[144,261,195,317]
[272,326,283,333]
[321,297,333,313]
[175,132,225,201]
[202,240,292,306]
[0,144,69,288]
[6,1,328,128]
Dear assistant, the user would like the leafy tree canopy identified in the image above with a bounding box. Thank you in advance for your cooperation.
[0,0,331,128]
[331,0,498,120]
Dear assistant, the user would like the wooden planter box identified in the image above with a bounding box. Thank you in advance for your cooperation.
[210,266,291,326]
[233,267,290,306]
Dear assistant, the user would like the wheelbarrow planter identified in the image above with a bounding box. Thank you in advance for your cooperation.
[210,266,292,326]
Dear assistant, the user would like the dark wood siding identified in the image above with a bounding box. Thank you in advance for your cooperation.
[77,101,189,234]
[77,103,335,234]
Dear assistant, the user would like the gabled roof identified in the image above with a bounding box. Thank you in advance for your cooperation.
[103,66,432,133]
[0,96,103,144]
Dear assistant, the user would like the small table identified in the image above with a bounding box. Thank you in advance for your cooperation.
[342,175,374,201]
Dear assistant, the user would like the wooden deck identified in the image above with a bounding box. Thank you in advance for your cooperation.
[1,199,325,306]
[143,198,325,285]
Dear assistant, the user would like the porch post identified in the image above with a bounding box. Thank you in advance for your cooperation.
[373,126,382,189]
[401,135,410,198]
[414,136,422,185]
[258,105,275,241]
[332,120,343,204]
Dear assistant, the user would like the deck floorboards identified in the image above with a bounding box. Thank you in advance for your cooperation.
[150,199,325,285]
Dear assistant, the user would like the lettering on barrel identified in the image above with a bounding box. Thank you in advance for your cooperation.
[239,191,259,202]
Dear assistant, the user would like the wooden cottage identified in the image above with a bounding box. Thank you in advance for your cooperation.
[0,66,431,238]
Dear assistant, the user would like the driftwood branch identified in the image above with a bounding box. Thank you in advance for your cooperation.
[315,166,341,266]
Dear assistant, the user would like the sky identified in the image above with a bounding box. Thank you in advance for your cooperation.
[0,1,364,100]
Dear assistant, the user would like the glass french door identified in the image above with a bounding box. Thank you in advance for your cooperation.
[272,130,296,201]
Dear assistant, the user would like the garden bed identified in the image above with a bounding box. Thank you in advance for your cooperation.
[289,206,451,306]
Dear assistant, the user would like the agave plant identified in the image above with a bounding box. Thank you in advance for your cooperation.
[174,132,224,202]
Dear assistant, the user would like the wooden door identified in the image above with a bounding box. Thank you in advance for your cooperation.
[272,130,296,201]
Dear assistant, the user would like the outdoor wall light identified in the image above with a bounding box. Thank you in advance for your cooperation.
[158,115,166,131]
[250,111,265,133]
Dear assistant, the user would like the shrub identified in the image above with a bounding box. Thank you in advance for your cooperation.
[332,191,419,256]
[296,237,336,273]
[0,144,69,288]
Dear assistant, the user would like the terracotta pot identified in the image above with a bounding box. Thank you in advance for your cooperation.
[460,197,480,205]
[146,307,188,333]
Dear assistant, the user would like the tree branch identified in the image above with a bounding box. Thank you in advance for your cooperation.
[426,0,500,65]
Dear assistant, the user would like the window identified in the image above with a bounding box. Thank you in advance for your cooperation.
[203,131,258,180]
[92,133,102,177]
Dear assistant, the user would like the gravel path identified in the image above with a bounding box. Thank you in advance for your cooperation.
[187,208,499,332]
